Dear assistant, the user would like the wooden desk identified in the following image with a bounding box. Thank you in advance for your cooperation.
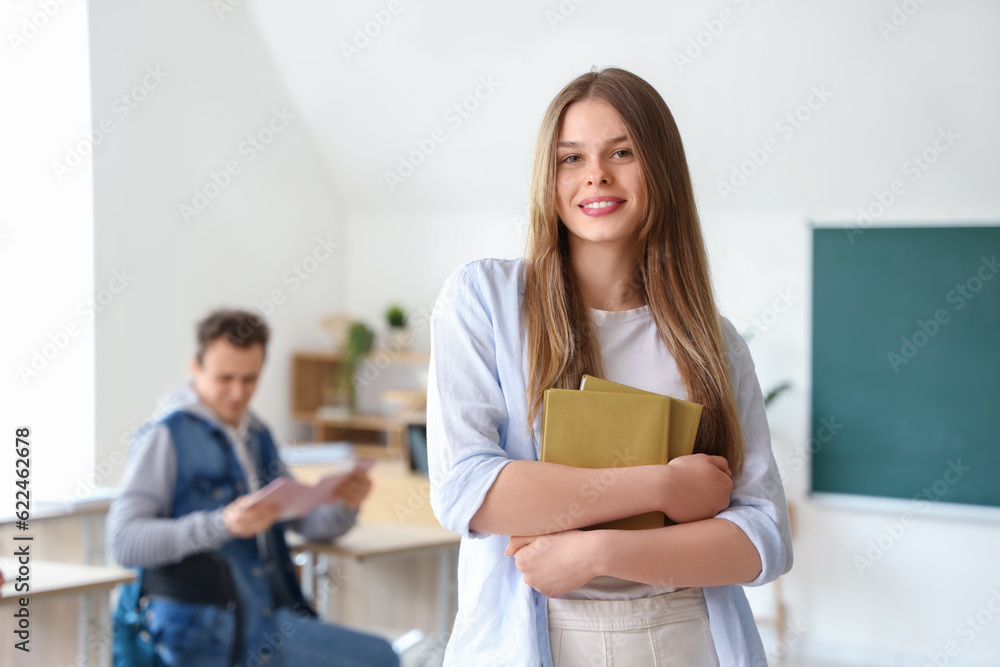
[0,489,117,566]
[288,459,459,634]
[0,560,133,601]
[0,560,135,667]
[289,523,459,632]
[290,523,459,563]
[291,458,439,527]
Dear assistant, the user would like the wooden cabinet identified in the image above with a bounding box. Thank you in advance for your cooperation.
[290,350,429,459]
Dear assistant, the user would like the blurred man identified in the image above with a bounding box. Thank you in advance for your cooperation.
[107,308,398,667]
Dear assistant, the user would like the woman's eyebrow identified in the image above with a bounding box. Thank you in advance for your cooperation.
[557,135,629,149]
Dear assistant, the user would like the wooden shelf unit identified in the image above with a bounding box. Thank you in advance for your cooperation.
[290,350,429,459]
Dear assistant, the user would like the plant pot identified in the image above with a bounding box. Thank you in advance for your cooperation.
[384,327,412,353]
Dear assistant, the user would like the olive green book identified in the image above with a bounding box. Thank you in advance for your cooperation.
[579,374,703,461]
[540,388,671,531]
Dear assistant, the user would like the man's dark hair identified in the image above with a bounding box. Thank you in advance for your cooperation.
[195,309,270,365]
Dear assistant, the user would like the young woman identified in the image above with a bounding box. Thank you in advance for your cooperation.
[427,67,792,667]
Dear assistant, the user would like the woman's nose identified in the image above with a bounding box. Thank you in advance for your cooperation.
[585,162,610,186]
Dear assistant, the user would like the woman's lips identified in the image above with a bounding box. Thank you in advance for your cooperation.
[578,200,624,217]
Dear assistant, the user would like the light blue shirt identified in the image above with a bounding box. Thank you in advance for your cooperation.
[427,258,793,667]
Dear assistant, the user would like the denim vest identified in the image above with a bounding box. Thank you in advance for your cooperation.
[113,410,314,666]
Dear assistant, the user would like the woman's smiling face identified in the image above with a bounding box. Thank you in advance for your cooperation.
[554,98,645,249]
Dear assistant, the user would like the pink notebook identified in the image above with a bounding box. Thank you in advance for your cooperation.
[244,458,375,520]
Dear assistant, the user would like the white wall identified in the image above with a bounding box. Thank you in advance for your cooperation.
[15,0,994,663]
[1,0,94,499]
[247,1,1000,664]
[86,0,348,490]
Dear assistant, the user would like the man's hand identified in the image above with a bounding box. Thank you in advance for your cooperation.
[222,495,283,538]
[505,530,598,598]
[332,469,372,511]
[662,453,734,523]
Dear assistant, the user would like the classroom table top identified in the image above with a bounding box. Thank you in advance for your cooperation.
[0,492,117,525]
[0,560,134,602]
[288,521,459,561]
[289,458,442,528]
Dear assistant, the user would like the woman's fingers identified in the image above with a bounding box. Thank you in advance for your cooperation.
[506,535,536,556]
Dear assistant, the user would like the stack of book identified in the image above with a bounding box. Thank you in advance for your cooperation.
[540,375,703,530]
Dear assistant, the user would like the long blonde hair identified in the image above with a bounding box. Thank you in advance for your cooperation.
[522,67,745,475]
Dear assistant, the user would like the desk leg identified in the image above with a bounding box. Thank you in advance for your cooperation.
[317,553,334,621]
[300,550,316,606]
[94,514,107,566]
[97,591,111,667]
[77,594,91,667]
[436,548,452,635]
[83,515,93,565]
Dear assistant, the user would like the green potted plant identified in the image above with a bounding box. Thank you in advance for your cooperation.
[340,321,374,415]
[384,303,412,352]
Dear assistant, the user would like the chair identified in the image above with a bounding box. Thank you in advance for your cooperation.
[406,424,429,476]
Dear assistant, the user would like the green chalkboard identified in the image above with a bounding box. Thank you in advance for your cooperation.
[811,226,1000,508]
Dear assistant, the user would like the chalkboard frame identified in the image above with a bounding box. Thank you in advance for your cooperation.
[808,221,1000,521]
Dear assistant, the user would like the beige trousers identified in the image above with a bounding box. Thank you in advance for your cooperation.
[546,588,720,667]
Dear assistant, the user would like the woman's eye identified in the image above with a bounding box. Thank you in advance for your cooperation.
[613,149,633,158]
[561,155,581,163]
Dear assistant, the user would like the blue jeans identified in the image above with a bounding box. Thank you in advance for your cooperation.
[149,600,398,667]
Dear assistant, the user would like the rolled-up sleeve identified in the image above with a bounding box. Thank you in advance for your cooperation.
[427,263,514,539]
[714,319,794,586]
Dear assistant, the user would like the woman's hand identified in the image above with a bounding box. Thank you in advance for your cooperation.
[662,454,734,523]
[505,530,600,598]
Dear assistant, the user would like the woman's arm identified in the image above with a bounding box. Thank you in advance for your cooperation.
[506,520,759,597]
[599,519,761,586]
[470,454,734,536]
[428,263,738,539]
[507,317,792,594]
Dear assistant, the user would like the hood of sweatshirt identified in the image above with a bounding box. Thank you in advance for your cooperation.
[152,379,266,437]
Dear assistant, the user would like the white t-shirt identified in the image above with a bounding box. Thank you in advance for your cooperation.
[563,304,691,601]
